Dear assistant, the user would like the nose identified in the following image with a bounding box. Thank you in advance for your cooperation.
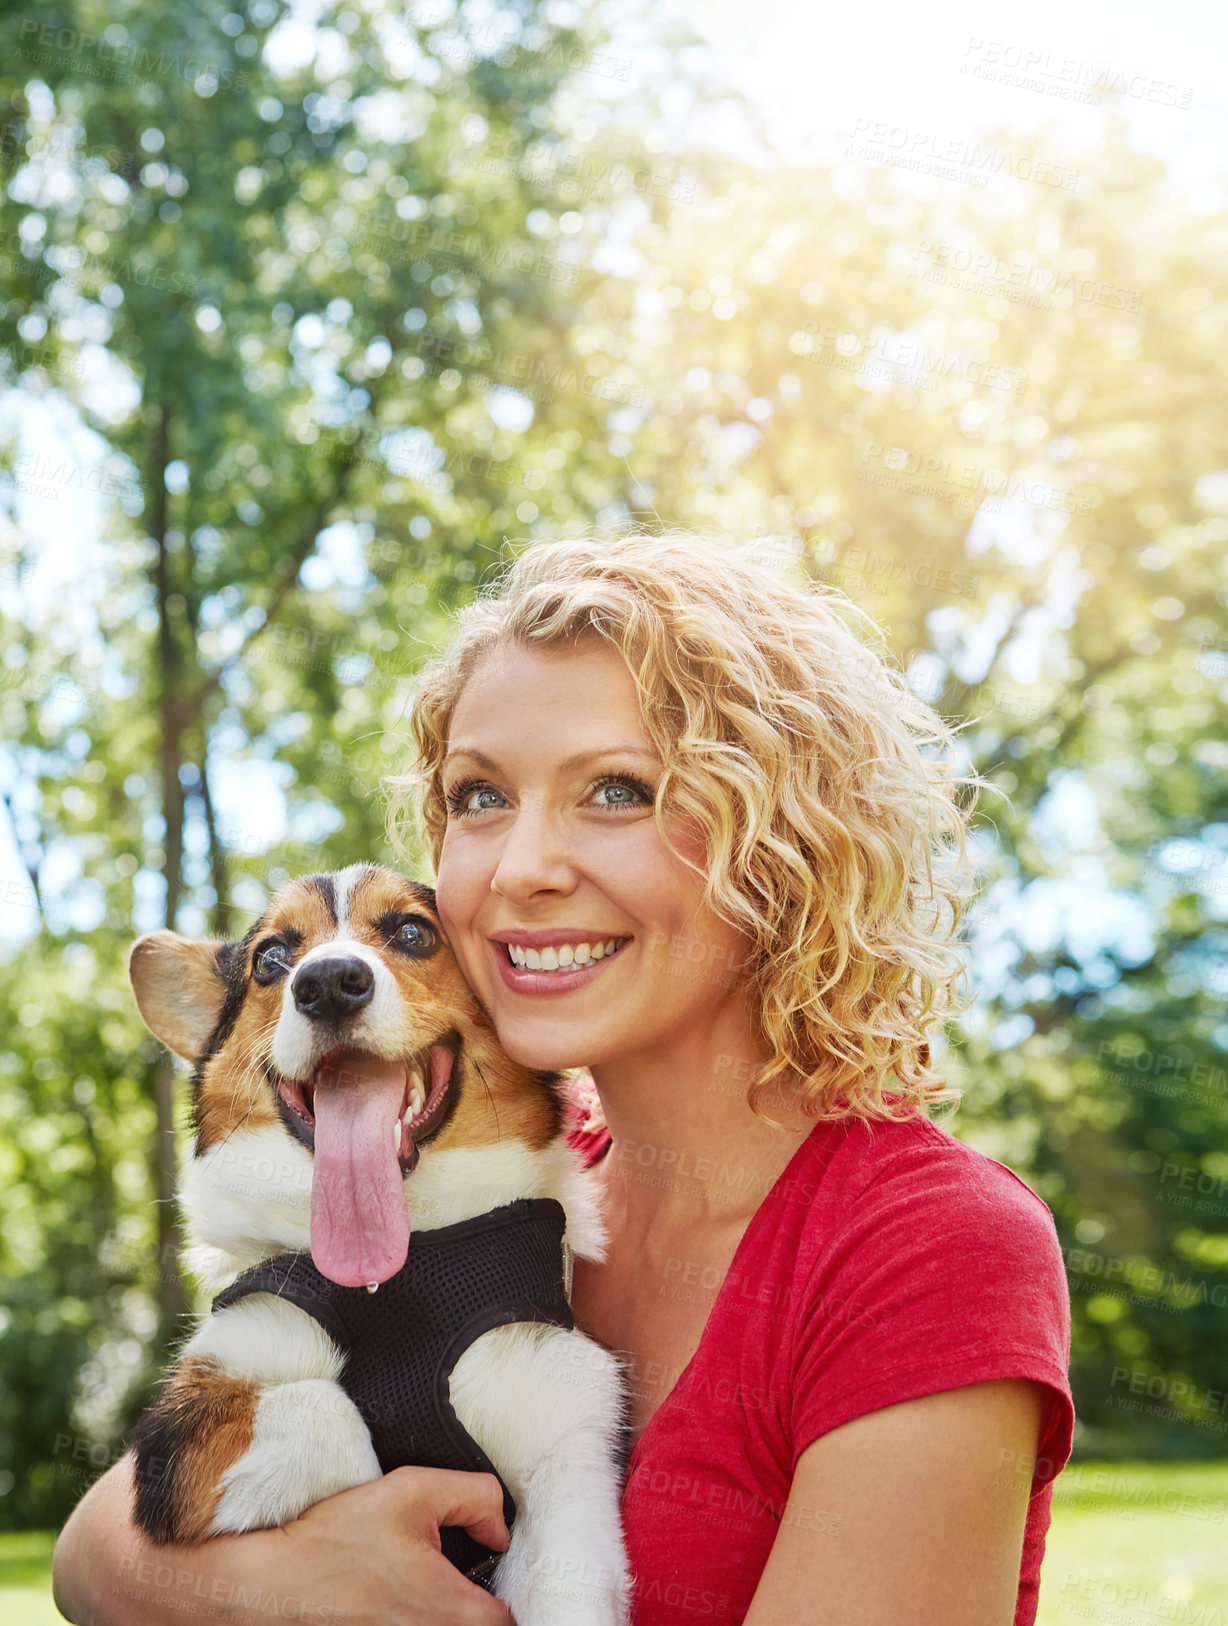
[292,956,375,1023]
[489,805,576,904]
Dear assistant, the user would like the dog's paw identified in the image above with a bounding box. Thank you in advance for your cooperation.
[210,1378,382,1534]
[493,1532,630,1626]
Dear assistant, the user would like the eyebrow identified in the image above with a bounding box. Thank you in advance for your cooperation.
[443,746,661,773]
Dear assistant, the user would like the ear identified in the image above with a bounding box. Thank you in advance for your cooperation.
[128,931,235,1063]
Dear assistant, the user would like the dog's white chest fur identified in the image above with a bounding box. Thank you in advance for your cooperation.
[175,1134,631,1626]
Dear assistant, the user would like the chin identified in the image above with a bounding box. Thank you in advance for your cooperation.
[502,1034,591,1074]
[493,1018,606,1076]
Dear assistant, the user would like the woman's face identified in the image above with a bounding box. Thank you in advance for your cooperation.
[433,637,754,1078]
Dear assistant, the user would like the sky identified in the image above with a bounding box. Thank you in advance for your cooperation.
[651,0,1228,210]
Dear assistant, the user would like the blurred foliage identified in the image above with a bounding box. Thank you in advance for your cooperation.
[0,0,1225,1534]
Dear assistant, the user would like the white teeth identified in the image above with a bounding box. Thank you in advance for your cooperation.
[402,1068,425,1123]
[366,1281,379,1294]
[506,937,625,971]
[393,1119,402,1153]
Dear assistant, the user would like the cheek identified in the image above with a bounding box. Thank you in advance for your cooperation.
[433,862,484,989]
[433,837,469,929]
[655,808,711,876]
[638,839,713,932]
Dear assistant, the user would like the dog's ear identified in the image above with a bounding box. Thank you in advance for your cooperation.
[128,932,234,1063]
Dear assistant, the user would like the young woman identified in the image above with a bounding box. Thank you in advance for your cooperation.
[54,532,1072,1626]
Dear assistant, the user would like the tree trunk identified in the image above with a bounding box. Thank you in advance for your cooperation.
[197,761,232,937]
[149,401,187,1339]
[182,592,232,939]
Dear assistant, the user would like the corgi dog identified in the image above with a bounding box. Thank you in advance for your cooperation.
[127,864,629,1626]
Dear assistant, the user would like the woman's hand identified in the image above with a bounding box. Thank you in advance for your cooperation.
[285,1465,517,1625]
[53,1450,516,1626]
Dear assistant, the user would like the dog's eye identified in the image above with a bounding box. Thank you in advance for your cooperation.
[390,917,440,958]
[253,941,293,984]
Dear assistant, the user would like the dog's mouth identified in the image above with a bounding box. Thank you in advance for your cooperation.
[275,1035,459,1172]
[272,1035,460,1289]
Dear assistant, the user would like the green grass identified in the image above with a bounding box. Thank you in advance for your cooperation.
[6,1463,1227,1624]
[0,1531,63,1626]
[1038,1462,1228,1626]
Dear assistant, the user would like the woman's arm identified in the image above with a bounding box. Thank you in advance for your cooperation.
[743,1379,1045,1626]
[53,1451,516,1626]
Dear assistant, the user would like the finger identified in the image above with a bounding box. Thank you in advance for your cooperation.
[390,1467,512,1552]
[469,1591,516,1625]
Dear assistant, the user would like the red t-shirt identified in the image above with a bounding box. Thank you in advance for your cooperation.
[565,1108,1073,1626]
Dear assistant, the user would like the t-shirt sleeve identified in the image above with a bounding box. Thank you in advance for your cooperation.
[787,1126,1074,1495]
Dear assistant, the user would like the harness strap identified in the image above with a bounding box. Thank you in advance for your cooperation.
[211,1198,574,1587]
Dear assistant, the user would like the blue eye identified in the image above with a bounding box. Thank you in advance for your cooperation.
[591,775,654,809]
[446,779,506,817]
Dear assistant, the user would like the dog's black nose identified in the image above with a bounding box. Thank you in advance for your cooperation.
[292,957,375,1023]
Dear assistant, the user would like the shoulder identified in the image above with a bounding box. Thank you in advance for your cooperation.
[798,1109,1071,1336]
[810,1107,1062,1248]
[784,1109,1073,1484]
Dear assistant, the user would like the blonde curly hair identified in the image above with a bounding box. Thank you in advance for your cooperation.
[387,531,983,1125]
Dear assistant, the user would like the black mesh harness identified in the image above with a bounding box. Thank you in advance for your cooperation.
[211,1196,574,1586]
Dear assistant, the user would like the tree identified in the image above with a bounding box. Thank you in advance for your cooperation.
[0,0,658,1526]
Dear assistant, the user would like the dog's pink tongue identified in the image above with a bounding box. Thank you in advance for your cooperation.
[309,1054,410,1287]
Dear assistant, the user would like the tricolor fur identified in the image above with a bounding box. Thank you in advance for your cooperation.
[127,865,629,1626]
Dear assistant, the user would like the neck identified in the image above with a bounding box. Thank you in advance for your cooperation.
[587,1009,817,1233]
